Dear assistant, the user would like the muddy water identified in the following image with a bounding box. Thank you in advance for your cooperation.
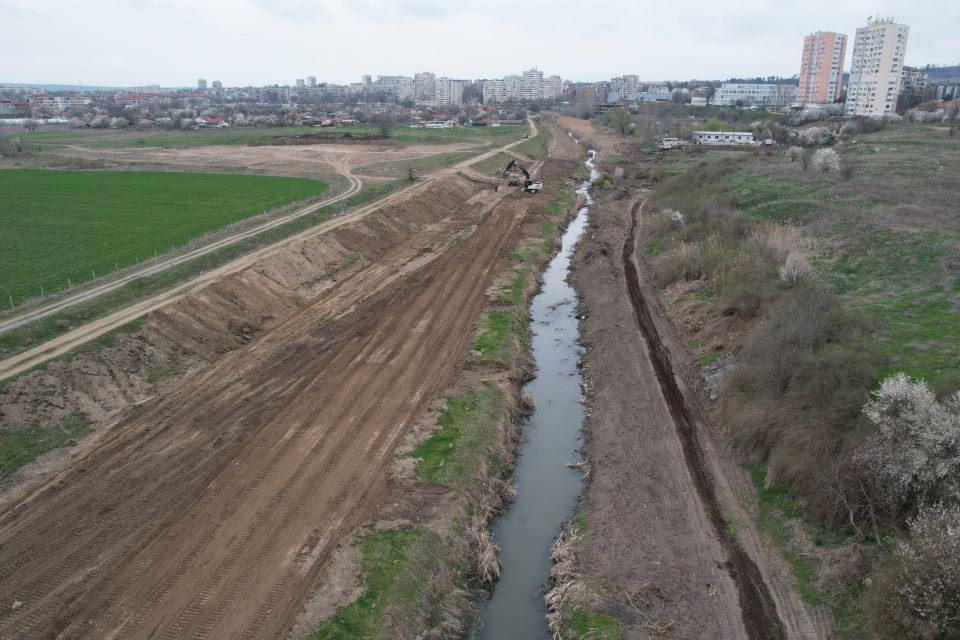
[476,156,596,639]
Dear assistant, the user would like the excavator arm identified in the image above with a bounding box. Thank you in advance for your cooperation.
[501,159,530,180]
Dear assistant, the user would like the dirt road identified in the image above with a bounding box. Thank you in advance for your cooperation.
[0,173,534,638]
[0,120,537,381]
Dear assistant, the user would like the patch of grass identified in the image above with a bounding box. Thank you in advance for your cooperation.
[0,181,405,366]
[497,269,530,305]
[308,528,443,640]
[471,151,512,176]
[565,609,626,640]
[408,383,504,487]
[0,169,327,305]
[473,311,521,364]
[540,222,556,238]
[354,151,481,178]
[0,411,89,479]
[514,130,547,158]
[146,357,191,384]
[509,244,543,263]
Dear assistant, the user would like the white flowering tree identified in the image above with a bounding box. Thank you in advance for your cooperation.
[888,503,960,636]
[854,373,960,515]
[812,148,840,173]
[779,250,814,283]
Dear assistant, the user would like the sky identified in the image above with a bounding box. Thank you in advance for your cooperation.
[4,0,959,88]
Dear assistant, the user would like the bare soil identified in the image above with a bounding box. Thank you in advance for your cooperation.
[569,190,834,638]
[0,171,542,639]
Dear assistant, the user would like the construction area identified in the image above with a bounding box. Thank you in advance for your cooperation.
[0,117,829,640]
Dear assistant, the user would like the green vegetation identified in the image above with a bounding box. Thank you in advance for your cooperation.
[497,269,530,305]
[565,609,627,639]
[354,151,480,178]
[0,181,405,366]
[408,384,504,487]
[325,252,359,275]
[0,412,89,479]
[0,169,327,305]
[471,151,512,176]
[308,528,451,640]
[473,311,522,364]
[701,119,734,132]
[514,129,548,157]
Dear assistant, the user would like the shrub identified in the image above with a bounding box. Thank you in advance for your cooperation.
[779,250,814,283]
[68,117,85,129]
[787,146,804,162]
[839,122,859,139]
[878,503,960,638]
[812,148,840,173]
[839,158,856,181]
[800,127,834,147]
[853,374,960,516]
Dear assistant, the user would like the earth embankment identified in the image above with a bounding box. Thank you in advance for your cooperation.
[0,174,536,639]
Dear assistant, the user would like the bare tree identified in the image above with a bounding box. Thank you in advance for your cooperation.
[23,119,39,133]
[374,113,392,139]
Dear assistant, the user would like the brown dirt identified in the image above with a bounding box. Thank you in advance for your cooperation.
[0,172,540,639]
[569,187,834,638]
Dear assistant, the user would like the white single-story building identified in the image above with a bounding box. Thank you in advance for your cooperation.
[692,131,755,145]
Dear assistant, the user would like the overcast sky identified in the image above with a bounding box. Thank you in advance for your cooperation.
[5,0,959,88]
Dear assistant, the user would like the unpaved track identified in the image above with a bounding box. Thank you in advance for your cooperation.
[621,203,784,639]
[0,184,532,639]
[0,120,537,381]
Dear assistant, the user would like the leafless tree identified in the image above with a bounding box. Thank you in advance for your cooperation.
[23,119,39,133]
[374,113,392,139]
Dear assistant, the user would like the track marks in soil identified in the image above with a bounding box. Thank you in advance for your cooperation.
[621,204,785,640]
[0,189,532,639]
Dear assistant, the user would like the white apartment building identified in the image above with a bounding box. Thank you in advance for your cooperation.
[714,83,798,107]
[295,79,305,88]
[610,75,640,93]
[435,77,463,105]
[899,66,928,97]
[845,18,910,117]
[307,76,317,87]
[482,69,562,103]
[198,79,207,90]
[414,72,436,100]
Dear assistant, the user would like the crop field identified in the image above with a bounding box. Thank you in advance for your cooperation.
[0,169,327,305]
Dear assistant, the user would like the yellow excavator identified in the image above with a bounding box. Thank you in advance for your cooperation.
[502,159,543,193]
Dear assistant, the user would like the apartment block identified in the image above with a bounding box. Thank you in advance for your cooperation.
[845,18,909,117]
[799,31,847,103]
[198,79,207,90]
[434,77,463,105]
[307,76,317,87]
[899,66,928,96]
[414,72,436,100]
[482,69,562,104]
[714,82,797,107]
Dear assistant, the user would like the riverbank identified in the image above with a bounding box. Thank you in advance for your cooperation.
[294,156,586,639]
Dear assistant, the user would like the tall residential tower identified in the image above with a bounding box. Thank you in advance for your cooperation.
[845,18,909,117]
[799,31,847,104]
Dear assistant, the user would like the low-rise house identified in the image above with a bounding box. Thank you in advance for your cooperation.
[692,131,756,145]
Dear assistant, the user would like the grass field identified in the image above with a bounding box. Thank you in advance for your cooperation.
[4,120,532,152]
[0,169,327,305]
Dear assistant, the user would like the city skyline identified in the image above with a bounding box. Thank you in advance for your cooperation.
[4,0,958,87]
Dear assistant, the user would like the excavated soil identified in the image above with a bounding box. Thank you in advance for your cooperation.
[0,172,540,639]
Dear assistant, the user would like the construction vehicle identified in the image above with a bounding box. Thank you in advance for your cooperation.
[501,159,542,193]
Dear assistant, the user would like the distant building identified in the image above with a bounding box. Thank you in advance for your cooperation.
[482,69,561,103]
[198,79,207,90]
[307,76,317,88]
[845,18,910,117]
[900,66,928,97]
[693,131,756,145]
[362,75,372,86]
[296,79,305,88]
[605,92,673,103]
[799,31,847,104]
[713,83,797,107]
[128,85,161,94]
[691,96,708,107]
[414,72,436,100]
[212,80,222,90]
[435,77,463,105]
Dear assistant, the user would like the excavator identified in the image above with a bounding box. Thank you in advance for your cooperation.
[501,159,542,193]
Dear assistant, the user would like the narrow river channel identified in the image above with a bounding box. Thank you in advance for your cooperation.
[475,153,597,639]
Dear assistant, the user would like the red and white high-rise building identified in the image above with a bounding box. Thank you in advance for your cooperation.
[799,31,847,104]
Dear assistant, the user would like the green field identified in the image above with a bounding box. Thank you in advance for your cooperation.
[0,169,327,305]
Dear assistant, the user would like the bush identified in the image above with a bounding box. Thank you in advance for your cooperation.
[799,127,834,147]
[812,148,840,173]
[779,250,813,283]
[839,158,856,181]
[874,503,960,638]
[68,117,85,129]
[839,122,859,139]
[787,146,804,162]
[853,373,960,517]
